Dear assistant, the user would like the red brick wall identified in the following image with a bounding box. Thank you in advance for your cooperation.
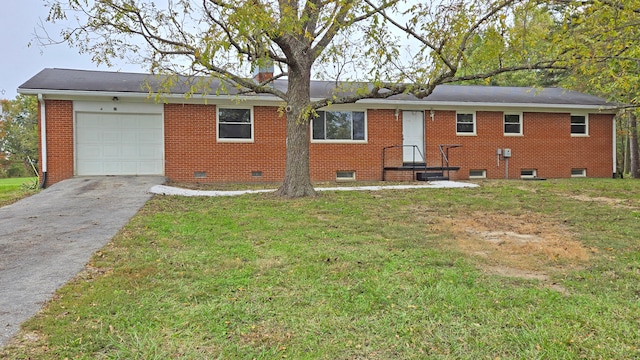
[40,101,614,186]
[40,100,74,187]
[310,109,402,181]
[165,106,406,183]
[164,104,286,182]
[424,110,614,179]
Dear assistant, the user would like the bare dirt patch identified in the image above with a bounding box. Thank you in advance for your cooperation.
[567,194,638,209]
[437,211,593,292]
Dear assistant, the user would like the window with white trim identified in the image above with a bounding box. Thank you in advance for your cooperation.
[217,107,253,141]
[571,114,588,136]
[521,169,537,179]
[571,168,586,177]
[336,171,356,181]
[504,113,522,135]
[469,169,487,179]
[312,111,366,141]
[456,112,476,135]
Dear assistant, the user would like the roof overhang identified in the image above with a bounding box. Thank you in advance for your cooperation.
[356,98,619,114]
[19,88,618,114]
[18,88,287,107]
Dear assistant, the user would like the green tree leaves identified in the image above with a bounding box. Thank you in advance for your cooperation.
[0,95,38,178]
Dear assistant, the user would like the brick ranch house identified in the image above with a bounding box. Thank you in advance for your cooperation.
[18,68,617,187]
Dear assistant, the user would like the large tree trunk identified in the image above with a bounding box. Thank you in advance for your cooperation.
[630,111,639,178]
[275,63,317,197]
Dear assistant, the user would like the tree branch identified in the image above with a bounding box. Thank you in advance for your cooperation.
[312,0,401,58]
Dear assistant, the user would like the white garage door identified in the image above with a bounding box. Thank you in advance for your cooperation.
[76,113,164,175]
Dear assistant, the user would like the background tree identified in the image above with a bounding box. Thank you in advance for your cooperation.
[551,0,640,178]
[45,0,564,196]
[455,2,568,87]
[0,95,39,178]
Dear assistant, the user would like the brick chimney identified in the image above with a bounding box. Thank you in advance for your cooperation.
[253,62,274,83]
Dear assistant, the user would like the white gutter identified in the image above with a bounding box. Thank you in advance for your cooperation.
[18,88,617,113]
[18,88,281,102]
[357,99,618,113]
[613,118,617,176]
[37,94,47,187]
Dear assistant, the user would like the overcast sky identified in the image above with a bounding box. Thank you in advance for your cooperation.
[1,1,417,100]
[0,0,144,99]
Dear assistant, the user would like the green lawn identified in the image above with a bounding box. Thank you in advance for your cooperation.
[2,179,640,359]
[0,177,38,207]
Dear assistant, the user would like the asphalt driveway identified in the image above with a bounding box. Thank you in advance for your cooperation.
[0,176,165,347]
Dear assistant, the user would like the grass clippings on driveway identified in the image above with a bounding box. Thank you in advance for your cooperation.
[3,179,640,359]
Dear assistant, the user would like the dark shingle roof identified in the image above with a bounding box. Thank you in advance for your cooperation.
[18,68,613,108]
[19,68,183,94]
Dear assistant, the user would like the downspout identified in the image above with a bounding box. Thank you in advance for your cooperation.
[38,94,47,188]
[612,116,617,178]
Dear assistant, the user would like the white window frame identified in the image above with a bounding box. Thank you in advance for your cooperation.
[336,170,356,182]
[456,111,476,136]
[469,169,487,179]
[504,112,523,136]
[570,114,589,137]
[311,110,368,143]
[216,106,254,143]
[571,168,587,177]
[520,169,537,179]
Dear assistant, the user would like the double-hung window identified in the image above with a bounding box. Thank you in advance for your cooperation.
[312,111,366,141]
[504,113,522,135]
[456,112,476,135]
[217,107,253,142]
[570,114,588,136]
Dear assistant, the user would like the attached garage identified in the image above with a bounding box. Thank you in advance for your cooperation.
[74,102,164,176]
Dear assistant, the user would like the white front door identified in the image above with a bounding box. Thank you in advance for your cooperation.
[402,111,425,163]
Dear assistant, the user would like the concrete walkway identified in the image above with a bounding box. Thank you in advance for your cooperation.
[149,180,479,197]
[0,176,165,347]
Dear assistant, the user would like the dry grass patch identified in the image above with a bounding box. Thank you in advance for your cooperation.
[435,211,592,289]
[237,321,293,349]
[568,194,639,209]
